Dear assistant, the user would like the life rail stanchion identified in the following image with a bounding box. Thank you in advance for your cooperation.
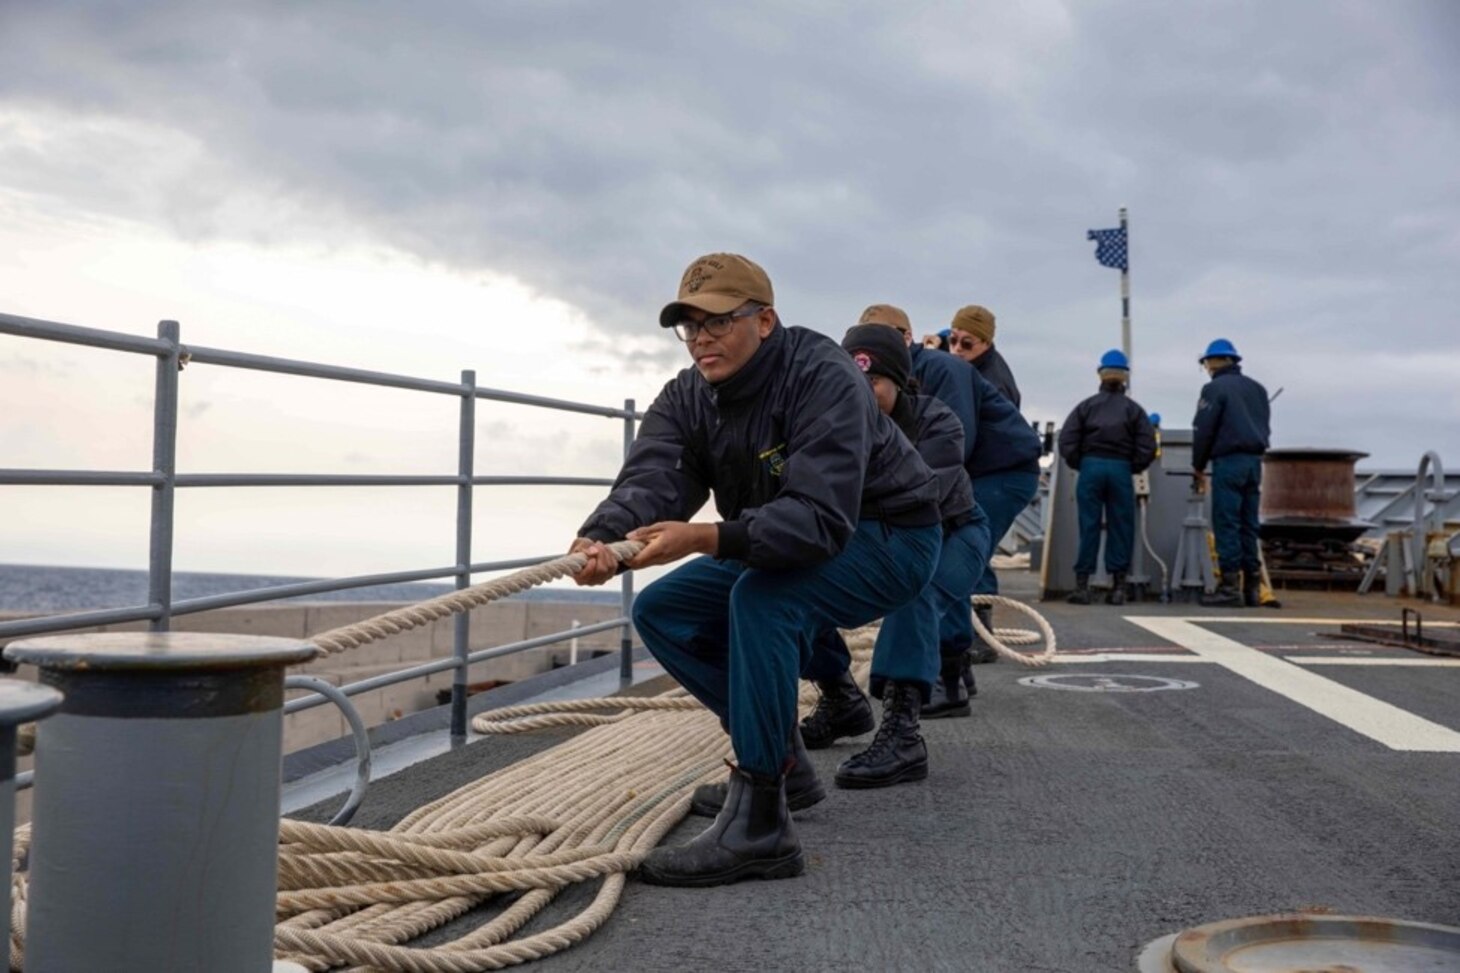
[4,632,316,973]
[0,681,62,957]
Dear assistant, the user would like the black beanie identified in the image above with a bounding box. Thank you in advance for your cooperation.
[842,324,911,391]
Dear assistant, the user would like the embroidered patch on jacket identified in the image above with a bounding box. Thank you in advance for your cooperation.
[758,442,788,478]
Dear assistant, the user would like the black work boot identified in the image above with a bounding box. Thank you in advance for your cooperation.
[689,727,826,817]
[798,670,875,750]
[920,653,972,719]
[1107,572,1128,606]
[1066,575,1092,605]
[1200,581,1243,607]
[835,682,929,789]
[967,604,998,664]
[1242,572,1262,607]
[641,764,804,887]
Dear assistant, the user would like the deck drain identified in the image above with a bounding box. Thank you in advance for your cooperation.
[1018,673,1199,693]
[1135,914,1460,971]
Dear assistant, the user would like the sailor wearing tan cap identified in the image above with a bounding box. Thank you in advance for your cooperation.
[571,253,944,887]
[945,304,1040,659]
[795,324,991,788]
[948,304,1021,409]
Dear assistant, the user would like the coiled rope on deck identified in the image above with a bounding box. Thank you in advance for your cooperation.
[8,537,1056,972]
[971,594,1057,666]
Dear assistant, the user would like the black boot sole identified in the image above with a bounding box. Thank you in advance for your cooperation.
[800,709,876,750]
[638,848,805,887]
[833,759,929,789]
[920,701,971,719]
[688,779,828,818]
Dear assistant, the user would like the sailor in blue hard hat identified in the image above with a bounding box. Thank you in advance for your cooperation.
[1057,349,1156,605]
[1191,338,1272,607]
[1199,338,1242,364]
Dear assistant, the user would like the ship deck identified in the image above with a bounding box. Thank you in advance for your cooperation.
[289,576,1460,972]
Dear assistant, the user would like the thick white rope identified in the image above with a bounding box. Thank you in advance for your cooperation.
[971,594,1057,667]
[8,536,1057,972]
[309,541,645,655]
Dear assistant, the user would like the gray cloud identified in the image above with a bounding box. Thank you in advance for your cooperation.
[1,0,1456,463]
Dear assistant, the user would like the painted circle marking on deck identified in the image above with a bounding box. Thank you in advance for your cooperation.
[1018,673,1200,693]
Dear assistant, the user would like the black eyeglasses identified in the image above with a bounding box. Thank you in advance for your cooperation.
[673,306,759,343]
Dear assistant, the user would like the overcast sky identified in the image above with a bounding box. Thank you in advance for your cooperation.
[2,1,1457,578]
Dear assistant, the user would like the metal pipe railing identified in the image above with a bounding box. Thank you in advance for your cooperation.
[0,470,164,486]
[147,320,181,633]
[2,309,642,754]
[284,617,630,714]
[619,398,638,683]
[451,369,477,740]
[0,311,173,356]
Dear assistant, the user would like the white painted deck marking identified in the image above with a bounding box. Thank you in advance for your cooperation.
[1053,652,1460,668]
[1286,656,1460,668]
[1130,617,1460,753]
[1054,653,1205,664]
[1176,616,1460,626]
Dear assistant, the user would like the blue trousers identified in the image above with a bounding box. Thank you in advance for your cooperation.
[969,469,1040,595]
[936,505,993,660]
[1212,453,1263,576]
[1073,456,1135,576]
[805,513,991,695]
[632,521,941,777]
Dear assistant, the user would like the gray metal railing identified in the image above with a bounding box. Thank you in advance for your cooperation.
[0,310,641,741]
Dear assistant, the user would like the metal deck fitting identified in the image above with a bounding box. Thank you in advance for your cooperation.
[1138,914,1460,971]
[5,631,316,973]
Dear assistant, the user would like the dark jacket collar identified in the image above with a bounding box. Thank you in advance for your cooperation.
[1212,363,1243,379]
[889,390,918,440]
[705,324,786,407]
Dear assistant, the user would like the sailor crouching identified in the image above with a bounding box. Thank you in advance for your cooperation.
[570,253,942,887]
[796,323,992,788]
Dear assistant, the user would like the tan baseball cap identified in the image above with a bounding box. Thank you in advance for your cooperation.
[858,304,912,333]
[950,304,996,343]
[659,253,775,328]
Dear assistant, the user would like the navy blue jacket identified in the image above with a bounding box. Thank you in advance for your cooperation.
[580,324,941,571]
[909,345,975,462]
[966,367,1042,480]
[973,345,1021,409]
[910,345,1042,479]
[890,393,975,527]
[1058,388,1157,472]
[1192,364,1271,471]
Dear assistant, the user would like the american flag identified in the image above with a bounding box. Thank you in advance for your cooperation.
[1087,226,1127,271]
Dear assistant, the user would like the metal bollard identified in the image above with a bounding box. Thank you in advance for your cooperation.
[0,680,63,957]
[4,632,317,973]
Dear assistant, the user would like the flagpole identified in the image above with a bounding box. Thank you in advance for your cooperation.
[1119,206,1131,366]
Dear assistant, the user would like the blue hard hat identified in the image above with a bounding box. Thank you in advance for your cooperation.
[1199,338,1242,363]
[1149,412,1161,426]
[1098,348,1129,371]
[937,328,952,339]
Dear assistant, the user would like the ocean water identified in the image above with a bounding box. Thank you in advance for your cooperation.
[0,563,619,613]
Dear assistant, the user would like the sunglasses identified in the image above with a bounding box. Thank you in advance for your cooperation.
[952,334,980,351]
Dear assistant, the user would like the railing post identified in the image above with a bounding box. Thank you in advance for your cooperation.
[0,681,62,956]
[451,371,476,740]
[147,319,181,632]
[6,632,316,973]
[1414,451,1445,600]
[620,398,637,684]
